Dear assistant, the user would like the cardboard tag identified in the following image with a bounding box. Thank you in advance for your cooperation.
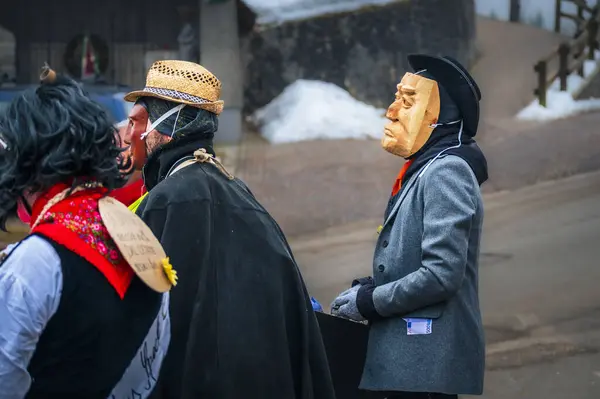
[98,196,172,293]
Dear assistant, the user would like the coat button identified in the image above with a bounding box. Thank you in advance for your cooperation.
[382,240,389,248]
[378,264,385,272]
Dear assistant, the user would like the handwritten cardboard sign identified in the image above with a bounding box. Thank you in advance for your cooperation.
[99,197,172,293]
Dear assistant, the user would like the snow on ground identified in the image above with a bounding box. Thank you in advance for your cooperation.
[517,55,600,122]
[251,80,387,144]
[243,0,398,25]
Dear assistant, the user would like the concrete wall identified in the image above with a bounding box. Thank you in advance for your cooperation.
[200,0,244,144]
[240,0,477,114]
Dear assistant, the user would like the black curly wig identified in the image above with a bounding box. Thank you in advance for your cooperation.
[0,71,129,230]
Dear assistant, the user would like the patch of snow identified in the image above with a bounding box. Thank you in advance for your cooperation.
[243,0,399,25]
[517,92,600,121]
[251,80,387,144]
[516,54,600,122]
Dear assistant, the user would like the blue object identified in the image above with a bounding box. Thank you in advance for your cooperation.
[91,92,133,122]
[311,297,323,312]
[0,85,132,123]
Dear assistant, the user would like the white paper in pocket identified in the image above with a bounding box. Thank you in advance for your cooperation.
[403,318,432,335]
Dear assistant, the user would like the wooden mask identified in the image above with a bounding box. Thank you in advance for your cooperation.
[381,72,441,158]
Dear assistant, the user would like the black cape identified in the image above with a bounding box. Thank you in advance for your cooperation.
[138,135,336,399]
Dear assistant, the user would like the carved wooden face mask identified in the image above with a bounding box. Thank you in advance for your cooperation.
[382,72,441,158]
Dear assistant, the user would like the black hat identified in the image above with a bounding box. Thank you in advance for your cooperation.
[408,54,481,137]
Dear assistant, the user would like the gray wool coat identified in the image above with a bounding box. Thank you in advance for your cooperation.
[359,154,485,395]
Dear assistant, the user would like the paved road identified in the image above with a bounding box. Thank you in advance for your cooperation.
[290,170,600,399]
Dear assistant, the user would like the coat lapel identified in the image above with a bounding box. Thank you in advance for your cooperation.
[383,155,444,228]
[383,172,420,228]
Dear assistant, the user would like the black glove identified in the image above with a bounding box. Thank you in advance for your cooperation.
[350,276,384,322]
[351,276,374,288]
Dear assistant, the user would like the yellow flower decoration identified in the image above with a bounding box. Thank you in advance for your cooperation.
[377,225,383,235]
[161,257,178,286]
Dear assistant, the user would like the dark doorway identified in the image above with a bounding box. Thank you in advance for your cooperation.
[510,0,521,22]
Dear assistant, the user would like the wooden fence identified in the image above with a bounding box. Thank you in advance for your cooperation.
[535,5,599,107]
[555,0,594,33]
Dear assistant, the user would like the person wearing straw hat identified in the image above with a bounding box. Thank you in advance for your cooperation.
[0,67,171,398]
[330,54,488,398]
[122,60,336,399]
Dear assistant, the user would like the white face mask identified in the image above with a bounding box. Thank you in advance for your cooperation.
[140,104,186,140]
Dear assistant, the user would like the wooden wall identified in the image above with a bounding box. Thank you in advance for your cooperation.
[2,0,195,84]
[28,42,149,87]
[1,0,256,85]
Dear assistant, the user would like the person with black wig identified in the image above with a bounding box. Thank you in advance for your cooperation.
[0,67,171,398]
[122,60,335,399]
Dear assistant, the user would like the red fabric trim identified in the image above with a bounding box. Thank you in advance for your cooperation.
[391,159,415,197]
[30,182,134,299]
[110,179,146,207]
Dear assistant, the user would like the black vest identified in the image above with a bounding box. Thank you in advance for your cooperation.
[1,234,162,398]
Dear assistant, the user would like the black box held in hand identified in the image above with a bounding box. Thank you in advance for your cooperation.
[315,312,386,399]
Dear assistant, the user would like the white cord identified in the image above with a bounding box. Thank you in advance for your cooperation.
[418,120,464,179]
[140,104,186,140]
[170,105,184,138]
[429,119,461,129]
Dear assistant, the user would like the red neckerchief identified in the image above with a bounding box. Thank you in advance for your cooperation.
[391,159,415,197]
[30,182,134,299]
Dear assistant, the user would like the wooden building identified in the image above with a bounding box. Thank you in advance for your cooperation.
[0,0,255,88]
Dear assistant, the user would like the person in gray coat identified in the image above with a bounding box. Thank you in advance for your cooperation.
[331,54,488,399]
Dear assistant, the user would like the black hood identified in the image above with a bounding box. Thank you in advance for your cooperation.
[419,70,461,126]
[403,124,488,188]
[142,133,215,191]
[384,123,488,220]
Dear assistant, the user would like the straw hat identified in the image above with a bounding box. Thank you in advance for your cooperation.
[124,60,224,115]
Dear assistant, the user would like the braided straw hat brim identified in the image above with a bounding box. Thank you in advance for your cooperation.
[124,89,224,115]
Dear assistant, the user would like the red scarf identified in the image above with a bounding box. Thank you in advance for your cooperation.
[110,179,146,207]
[391,159,415,197]
[30,183,134,299]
